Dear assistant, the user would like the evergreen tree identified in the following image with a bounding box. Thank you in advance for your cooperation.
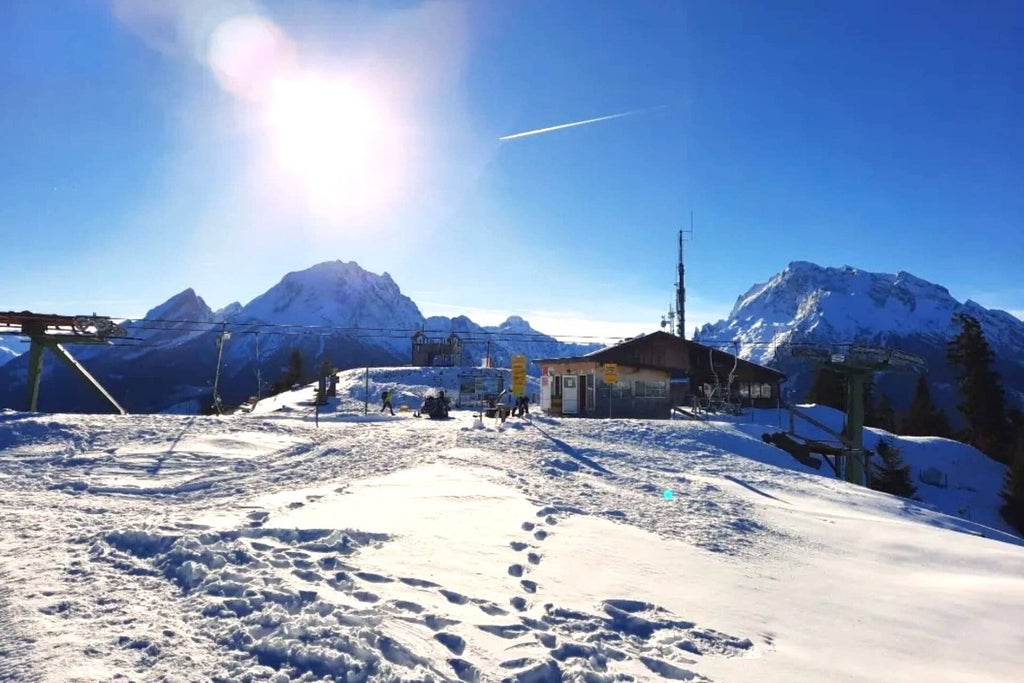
[286,348,305,386]
[872,391,898,433]
[903,374,951,438]
[946,313,1009,461]
[272,348,306,394]
[807,367,845,411]
[1000,429,1024,535]
[869,438,917,498]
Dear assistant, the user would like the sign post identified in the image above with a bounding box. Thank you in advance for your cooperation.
[511,355,527,401]
[603,363,618,419]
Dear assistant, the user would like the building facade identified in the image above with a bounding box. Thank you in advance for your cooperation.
[534,331,785,419]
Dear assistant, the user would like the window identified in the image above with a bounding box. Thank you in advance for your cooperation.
[761,383,773,399]
[611,380,632,398]
[751,383,762,399]
[633,380,667,398]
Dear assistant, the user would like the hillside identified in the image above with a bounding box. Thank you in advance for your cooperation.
[0,367,1021,682]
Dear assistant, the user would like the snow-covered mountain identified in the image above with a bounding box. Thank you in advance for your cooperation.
[233,261,424,356]
[695,261,1024,410]
[0,336,31,368]
[0,260,598,414]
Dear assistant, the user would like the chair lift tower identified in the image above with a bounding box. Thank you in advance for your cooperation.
[0,311,128,414]
[778,343,925,485]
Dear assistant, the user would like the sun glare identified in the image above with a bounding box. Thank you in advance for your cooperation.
[263,73,406,220]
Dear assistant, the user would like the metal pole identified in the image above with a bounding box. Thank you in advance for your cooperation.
[364,367,369,415]
[213,323,226,414]
[25,338,44,412]
[844,373,867,485]
[254,331,262,401]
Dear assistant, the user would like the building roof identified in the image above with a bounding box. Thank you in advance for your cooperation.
[533,331,786,381]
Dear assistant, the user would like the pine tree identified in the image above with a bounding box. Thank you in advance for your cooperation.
[870,438,916,498]
[1000,429,1024,535]
[903,374,951,438]
[286,348,305,386]
[807,367,845,411]
[946,313,1009,461]
[873,391,898,433]
[271,348,306,395]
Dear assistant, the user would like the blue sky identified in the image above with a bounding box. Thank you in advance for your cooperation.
[1,0,1021,340]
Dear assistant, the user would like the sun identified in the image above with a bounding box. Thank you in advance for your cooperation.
[262,72,405,219]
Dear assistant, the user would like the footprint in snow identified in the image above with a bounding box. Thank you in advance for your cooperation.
[533,529,548,541]
[527,552,541,565]
[520,580,538,593]
[434,632,465,655]
[510,541,528,552]
[471,599,508,616]
[508,564,524,577]
[521,522,535,531]
[439,589,469,605]
[352,590,379,603]
[478,623,529,639]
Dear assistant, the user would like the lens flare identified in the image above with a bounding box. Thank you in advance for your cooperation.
[207,13,294,100]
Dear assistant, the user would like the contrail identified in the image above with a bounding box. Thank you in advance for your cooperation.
[499,106,662,141]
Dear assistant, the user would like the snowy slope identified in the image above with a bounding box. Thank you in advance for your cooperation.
[0,344,19,368]
[0,336,30,368]
[1,368,1022,682]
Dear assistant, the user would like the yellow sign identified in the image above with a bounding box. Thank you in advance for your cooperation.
[511,355,527,395]
[603,363,618,384]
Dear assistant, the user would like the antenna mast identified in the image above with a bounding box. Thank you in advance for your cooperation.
[675,213,693,339]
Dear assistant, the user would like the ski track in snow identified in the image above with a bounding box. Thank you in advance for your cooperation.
[0,406,850,681]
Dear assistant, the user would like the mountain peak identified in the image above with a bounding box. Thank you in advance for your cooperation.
[213,302,242,322]
[495,315,531,332]
[143,288,214,323]
[237,260,425,354]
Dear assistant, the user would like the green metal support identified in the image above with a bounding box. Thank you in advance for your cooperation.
[47,341,126,415]
[780,343,924,488]
[25,339,45,412]
[843,372,867,486]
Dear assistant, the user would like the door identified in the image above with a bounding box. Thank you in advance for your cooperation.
[562,375,579,414]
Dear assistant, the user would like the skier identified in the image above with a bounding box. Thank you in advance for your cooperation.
[380,389,395,415]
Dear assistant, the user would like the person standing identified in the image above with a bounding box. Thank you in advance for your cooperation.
[380,389,395,415]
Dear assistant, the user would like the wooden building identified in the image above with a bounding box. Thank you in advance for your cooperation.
[534,331,785,419]
[411,331,463,367]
